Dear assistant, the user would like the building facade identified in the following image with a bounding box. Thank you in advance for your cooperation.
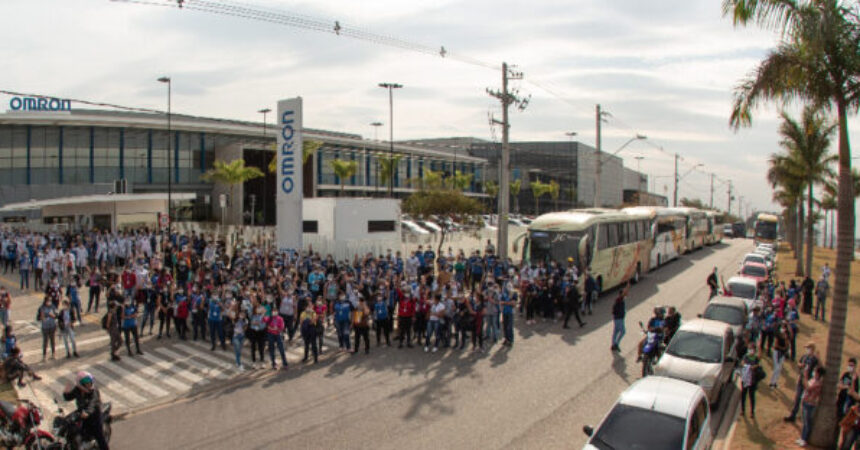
[0,109,488,225]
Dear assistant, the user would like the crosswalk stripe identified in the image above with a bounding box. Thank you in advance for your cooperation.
[85,366,148,405]
[135,352,206,385]
[172,342,238,370]
[96,359,171,398]
[150,347,228,380]
[119,356,191,393]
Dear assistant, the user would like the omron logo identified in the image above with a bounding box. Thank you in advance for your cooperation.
[10,97,71,112]
[280,110,296,194]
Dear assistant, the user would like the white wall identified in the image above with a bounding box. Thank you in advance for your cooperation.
[331,198,400,241]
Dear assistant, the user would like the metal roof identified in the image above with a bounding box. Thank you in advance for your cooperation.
[0,193,197,212]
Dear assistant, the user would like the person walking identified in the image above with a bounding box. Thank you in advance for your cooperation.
[38,297,58,361]
[352,297,371,355]
[263,309,288,370]
[610,283,629,352]
[740,341,761,418]
[121,298,142,356]
[562,276,586,329]
[58,299,79,358]
[797,367,826,447]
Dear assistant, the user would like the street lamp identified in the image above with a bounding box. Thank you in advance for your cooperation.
[370,121,383,141]
[258,108,271,138]
[157,76,172,245]
[257,108,272,226]
[378,82,403,197]
[594,133,646,207]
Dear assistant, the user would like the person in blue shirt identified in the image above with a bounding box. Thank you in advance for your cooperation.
[500,289,516,346]
[333,296,353,351]
[208,296,226,351]
[121,299,142,356]
[373,293,391,346]
[308,267,325,300]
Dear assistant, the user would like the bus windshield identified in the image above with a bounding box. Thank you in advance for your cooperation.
[529,230,588,267]
[756,221,777,240]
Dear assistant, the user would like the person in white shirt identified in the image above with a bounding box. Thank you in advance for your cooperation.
[425,296,446,353]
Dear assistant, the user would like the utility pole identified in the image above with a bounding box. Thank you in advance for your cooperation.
[709,173,715,209]
[727,181,733,215]
[487,62,528,260]
[673,153,679,207]
[594,104,603,207]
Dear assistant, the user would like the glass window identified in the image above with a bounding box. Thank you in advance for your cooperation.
[125,129,148,185]
[666,331,723,363]
[11,127,27,185]
[151,131,169,184]
[608,224,619,247]
[597,224,609,250]
[0,127,11,185]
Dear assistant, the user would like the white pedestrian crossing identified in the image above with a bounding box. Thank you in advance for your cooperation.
[135,352,205,385]
[119,356,191,393]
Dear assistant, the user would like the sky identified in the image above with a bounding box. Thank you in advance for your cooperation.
[2,0,859,228]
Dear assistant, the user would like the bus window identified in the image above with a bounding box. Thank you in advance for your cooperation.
[598,224,609,250]
[608,224,619,247]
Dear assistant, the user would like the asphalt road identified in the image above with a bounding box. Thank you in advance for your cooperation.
[112,239,753,450]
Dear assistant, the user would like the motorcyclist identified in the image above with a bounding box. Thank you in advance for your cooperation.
[636,307,665,362]
[664,306,682,344]
[62,371,108,450]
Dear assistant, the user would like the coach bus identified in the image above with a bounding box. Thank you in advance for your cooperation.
[705,210,724,245]
[623,206,686,269]
[670,207,708,252]
[523,209,652,292]
[754,213,779,248]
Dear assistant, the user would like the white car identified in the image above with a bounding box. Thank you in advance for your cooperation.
[654,319,737,407]
[726,276,762,310]
[703,296,748,338]
[414,220,442,233]
[583,376,713,450]
[401,220,430,235]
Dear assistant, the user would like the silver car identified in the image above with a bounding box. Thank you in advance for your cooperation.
[655,319,736,408]
[702,296,748,338]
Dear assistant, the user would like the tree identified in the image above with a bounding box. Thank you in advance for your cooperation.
[777,107,836,276]
[549,180,560,211]
[402,186,483,258]
[680,197,707,209]
[530,180,552,215]
[201,159,264,224]
[769,153,806,275]
[330,159,358,194]
[484,180,499,210]
[510,179,522,214]
[268,140,323,174]
[567,186,577,208]
[724,0,860,444]
[378,155,402,197]
[451,170,474,192]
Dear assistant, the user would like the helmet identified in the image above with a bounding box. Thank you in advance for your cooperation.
[76,371,94,390]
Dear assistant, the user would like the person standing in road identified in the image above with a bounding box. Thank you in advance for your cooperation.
[208,295,226,351]
[18,251,30,291]
[299,303,318,363]
[707,267,719,299]
[500,290,516,347]
[373,292,391,347]
[38,297,58,361]
[397,290,415,348]
[562,276,586,329]
[610,283,629,352]
[87,268,102,314]
[59,299,79,358]
[232,311,247,370]
[248,299,267,369]
[352,297,371,355]
[121,298,142,356]
[278,289,296,344]
[263,309,288,370]
[105,300,122,362]
[334,295,353,352]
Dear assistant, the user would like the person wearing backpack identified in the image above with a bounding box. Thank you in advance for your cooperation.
[38,297,58,361]
[59,299,79,358]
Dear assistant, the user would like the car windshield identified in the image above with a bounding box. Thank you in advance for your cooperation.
[742,265,766,278]
[666,330,723,363]
[704,305,745,326]
[590,403,685,450]
[745,256,764,265]
[729,283,757,299]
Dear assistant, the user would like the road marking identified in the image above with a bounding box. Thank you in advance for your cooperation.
[98,359,171,398]
[135,352,205,385]
[83,366,148,405]
[150,347,228,380]
[22,334,109,359]
[118,356,191,393]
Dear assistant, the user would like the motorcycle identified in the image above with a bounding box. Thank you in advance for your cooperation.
[50,399,112,450]
[0,399,55,450]
[639,321,664,378]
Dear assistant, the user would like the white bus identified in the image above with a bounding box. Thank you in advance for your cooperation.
[523,209,653,292]
[705,211,724,245]
[623,206,686,269]
[666,207,708,252]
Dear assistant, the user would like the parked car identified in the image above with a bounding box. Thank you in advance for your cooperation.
[739,261,768,286]
[401,220,430,235]
[725,276,761,310]
[414,220,442,233]
[582,376,713,450]
[742,252,771,271]
[703,296,748,338]
[654,319,736,408]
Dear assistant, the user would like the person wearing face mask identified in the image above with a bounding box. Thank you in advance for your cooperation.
[786,342,820,423]
[333,295,353,352]
[63,371,108,450]
[769,322,789,388]
[838,358,860,425]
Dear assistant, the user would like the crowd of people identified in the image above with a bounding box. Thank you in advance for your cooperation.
[0,231,606,375]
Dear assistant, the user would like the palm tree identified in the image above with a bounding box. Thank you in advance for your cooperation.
[821,181,838,248]
[330,159,358,195]
[768,153,805,269]
[724,0,859,444]
[451,170,473,192]
[378,155,402,197]
[484,180,499,211]
[530,179,552,215]
[268,140,323,174]
[777,107,836,276]
[201,159,264,225]
[549,180,560,211]
[510,179,522,214]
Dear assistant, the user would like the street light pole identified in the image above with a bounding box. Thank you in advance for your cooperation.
[157,76,172,245]
[257,108,271,226]
[566,132,577,207]
[370,121,383,141]
[378,83,403,197]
